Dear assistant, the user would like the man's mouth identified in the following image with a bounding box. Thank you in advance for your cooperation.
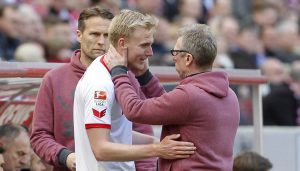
[93,49,105,53]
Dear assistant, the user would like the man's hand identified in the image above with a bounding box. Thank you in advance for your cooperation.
[106,45,148,76]
[66,153,76,170]
[156,134,196,159]
[106,45,128,70]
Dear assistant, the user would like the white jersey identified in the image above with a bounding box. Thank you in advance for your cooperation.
[73,55,135,171]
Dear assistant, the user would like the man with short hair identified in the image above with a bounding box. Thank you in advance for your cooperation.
[109,23,240,170]
[30,6,114,171]
[0,124,31,171]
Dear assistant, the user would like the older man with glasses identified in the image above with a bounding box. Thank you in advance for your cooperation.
[108,23,240,171]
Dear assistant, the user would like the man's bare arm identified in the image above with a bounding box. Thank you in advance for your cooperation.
[87,128,196,161]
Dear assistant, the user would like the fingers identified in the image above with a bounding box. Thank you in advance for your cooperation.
[106,44,127,68]
[173,141,195,147]
[166,151,195,160]
[172,146,196,151]
[121,47,128,58]
[168,149,195,160]
[165,134,180,140]
[121,47,128,66]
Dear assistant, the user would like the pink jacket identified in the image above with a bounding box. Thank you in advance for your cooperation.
[113,71,240,171]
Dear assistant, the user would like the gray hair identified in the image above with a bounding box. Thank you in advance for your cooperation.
[178,24,217,68]
[0,124,28,142]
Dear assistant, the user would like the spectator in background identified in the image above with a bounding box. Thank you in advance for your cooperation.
[17,3,45,43]
[175,0,204,25]
[229,24,266,69]
[212,0,232,18]
[275,20,300,64]
[212,16,240,51]
[30,6,114,171]
[28,0,52,19]
[14,42,46,62]
[44,17,73,62]
[0,3,21,61]
[263,60,300,126]
[261,58,288,96]
[0,124,31,171]
[233,151,273,171]
[251,1,279,29]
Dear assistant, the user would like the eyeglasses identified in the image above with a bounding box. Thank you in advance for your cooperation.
[170,49,191,56]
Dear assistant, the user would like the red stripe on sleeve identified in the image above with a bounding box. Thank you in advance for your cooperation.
[85,123,111,129]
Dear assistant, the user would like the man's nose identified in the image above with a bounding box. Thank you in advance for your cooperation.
[145,46,153,57]
[98,35,105,44]
[172,55,176,62]
[19,155,30,167]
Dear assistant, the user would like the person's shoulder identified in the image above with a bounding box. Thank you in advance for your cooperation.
[40,63,71,86]
[45,63,70,77]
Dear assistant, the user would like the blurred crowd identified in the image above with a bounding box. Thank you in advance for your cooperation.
[1,0,300,125]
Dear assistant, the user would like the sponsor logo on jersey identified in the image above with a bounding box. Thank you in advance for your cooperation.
[94,91,107,106]
[92,108,106,118]
[94,91,106,100]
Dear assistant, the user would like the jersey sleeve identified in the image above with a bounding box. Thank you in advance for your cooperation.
[83,82,114,129]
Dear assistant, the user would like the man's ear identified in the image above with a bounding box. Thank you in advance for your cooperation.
[117,38,126,48]
[76,30,82,43]
[185,54,193,66]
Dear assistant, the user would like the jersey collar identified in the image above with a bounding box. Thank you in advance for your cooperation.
[100,55,110,72]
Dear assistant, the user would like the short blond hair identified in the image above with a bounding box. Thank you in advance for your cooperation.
[108,9,158,47]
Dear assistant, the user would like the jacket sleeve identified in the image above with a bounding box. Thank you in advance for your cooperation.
[135,70,166,98]
[113,74,190,125]
[30,76,67,167]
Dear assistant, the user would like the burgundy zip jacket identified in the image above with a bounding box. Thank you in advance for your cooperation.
[113,70,240,171]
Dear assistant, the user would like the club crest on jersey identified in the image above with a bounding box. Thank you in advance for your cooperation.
[92,108,106,118]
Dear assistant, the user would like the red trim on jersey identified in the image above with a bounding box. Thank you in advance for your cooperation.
[100,55,110,72]
[85,123,111,129]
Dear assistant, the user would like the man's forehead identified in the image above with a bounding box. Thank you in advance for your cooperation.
[174,37,183,48]
[132,27,154,36]
[130,29,154,42]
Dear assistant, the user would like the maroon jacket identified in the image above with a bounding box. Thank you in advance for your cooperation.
[113,71,240,171]
[30,50,156,171]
